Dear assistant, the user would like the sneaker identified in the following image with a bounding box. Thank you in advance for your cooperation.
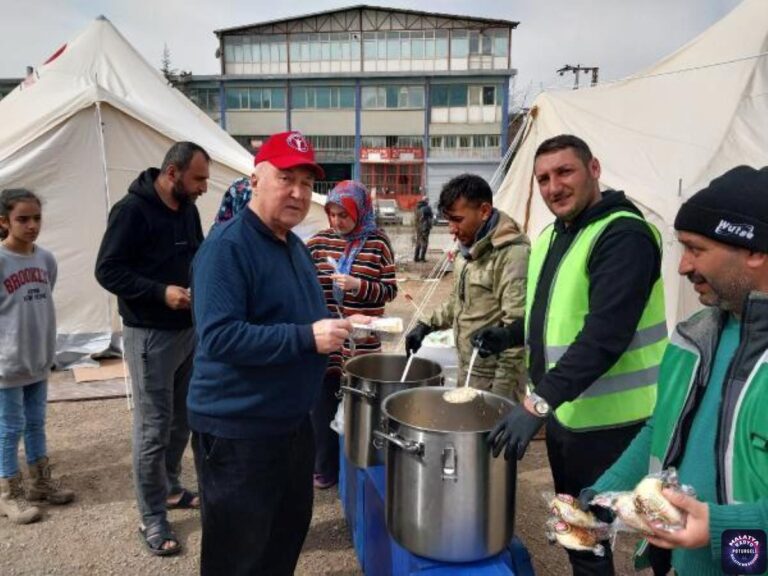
[313,473,338,490]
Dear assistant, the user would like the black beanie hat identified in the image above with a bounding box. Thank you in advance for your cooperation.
[674,165,768,252]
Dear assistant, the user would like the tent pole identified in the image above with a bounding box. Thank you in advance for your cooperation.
[94,102,133,411]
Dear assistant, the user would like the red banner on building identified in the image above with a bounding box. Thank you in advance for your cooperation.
[360,147,424,162]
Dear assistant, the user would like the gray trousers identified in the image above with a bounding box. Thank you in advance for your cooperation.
[124,326,196,526]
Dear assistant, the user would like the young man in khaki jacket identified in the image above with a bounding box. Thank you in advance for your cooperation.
[405,174,529,402]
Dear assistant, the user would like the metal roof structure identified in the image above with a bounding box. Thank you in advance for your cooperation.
[215,5,518,36]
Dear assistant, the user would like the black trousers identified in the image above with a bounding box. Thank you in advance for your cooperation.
[310,373,341,478]
[193,419,315,576]
[546,417,645,576]
[414,231,430,261]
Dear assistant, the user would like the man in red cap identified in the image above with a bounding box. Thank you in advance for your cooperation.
[188,131,360,575]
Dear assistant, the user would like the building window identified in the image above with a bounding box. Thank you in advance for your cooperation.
[225,87,286,110]
[449,28,508,68]
[361,30,450,71]
[361,136,423,148]
[305,135,355,151]
[428,134,501,158]
[482,86,496,105]
[316,88,331,108]
[288,32,360,65]
[188,87,220,113]
[362,85,425,109]
[224,35,288,65]
[451,31,469,58]
[435,31,449,58]
[431,84,471,107]
[431,84,501,122]
[493,31,509,57]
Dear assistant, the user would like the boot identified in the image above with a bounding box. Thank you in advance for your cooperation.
[27,457,74,505]
[0,474,41,524]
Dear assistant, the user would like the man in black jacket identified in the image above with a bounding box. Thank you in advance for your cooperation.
[95,142,209,557]
[484,135,665,575]
[414,196,433,262]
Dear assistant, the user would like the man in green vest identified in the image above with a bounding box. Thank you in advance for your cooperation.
[404,173,530,401]
[487,134,666,575]
[579,165,768,576]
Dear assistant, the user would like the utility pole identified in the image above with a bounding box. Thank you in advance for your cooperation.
[556,64,599,89]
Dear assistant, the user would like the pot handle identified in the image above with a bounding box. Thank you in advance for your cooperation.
[372,430,424,456]
[338,385,377,401]
[441,444,458,481]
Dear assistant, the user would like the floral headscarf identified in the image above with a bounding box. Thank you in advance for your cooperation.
[325,180,377,304]
[211,176,252,231]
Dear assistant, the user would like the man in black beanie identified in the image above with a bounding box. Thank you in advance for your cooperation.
[581,165,768,576]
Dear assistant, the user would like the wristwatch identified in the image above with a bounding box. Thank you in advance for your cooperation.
[528,392,551,417]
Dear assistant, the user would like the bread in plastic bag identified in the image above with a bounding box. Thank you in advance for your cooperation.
[545,517,607,556]
[545,492,609,530]
[589,467,696,534]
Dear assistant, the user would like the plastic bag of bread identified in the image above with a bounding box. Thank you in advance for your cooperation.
[545,518,607,556]
[590,468,696,534]
[591,491,654,535]
[633,468,695,531]
[546,493,609,530]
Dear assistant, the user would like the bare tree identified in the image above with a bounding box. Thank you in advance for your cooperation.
[160,44,175,84]
[160,43,192,93]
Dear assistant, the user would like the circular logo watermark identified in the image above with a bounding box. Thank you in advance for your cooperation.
[728,534,760,568]
[722,529,766,574]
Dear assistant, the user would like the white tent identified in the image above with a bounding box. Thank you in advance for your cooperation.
[0,16,327,357]
[497,0,768,326]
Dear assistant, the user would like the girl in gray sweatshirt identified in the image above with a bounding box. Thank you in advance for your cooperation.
[0,188,73,525]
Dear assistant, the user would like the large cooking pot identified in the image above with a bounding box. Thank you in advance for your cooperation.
[342,353,443,468]
[374,387,515,562]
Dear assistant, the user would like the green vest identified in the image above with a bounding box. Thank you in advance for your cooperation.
[526,211,667,430]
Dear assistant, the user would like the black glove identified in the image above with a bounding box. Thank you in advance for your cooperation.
[487,403,544,460]
[470,326,515,358]
[577,488,616,524]
[405,322,433,357]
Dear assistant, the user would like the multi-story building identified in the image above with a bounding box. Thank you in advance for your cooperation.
[185,5,517,206]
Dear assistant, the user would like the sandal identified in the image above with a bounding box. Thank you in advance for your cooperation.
[139,520,182,557]
[167,488,200,510]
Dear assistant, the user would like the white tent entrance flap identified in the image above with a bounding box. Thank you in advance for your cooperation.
[496,0,768,327]
[0,16,327,367]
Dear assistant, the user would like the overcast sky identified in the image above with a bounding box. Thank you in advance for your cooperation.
[0,0,744,106]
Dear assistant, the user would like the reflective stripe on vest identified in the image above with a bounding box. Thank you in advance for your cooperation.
[526,210,667,430]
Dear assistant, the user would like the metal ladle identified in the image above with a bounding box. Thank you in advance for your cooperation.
[443,347,480,403]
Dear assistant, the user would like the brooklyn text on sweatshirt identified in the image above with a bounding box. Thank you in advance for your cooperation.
[3,267,50,294]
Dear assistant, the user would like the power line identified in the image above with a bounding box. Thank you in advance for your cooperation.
[594,50,768,86]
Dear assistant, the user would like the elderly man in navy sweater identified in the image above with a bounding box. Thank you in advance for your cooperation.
[188,132,361,576]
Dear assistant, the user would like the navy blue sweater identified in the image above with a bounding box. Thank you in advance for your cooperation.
[188,209,329,438]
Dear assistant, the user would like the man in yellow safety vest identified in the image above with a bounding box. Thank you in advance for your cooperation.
[488,134,667,575]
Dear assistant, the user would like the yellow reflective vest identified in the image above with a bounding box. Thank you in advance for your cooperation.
[526,211,667,430]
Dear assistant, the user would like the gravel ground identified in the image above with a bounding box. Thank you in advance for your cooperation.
[0,397,638,575]
[0,228,641,575]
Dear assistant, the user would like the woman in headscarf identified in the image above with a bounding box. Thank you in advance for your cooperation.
[307,180,398,489]
[210,176,251,231]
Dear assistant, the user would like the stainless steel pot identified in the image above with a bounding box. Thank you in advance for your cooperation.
[375,387,515,562]
[342,353,443,468]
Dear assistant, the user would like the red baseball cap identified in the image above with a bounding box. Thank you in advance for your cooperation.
[254,131,325,179]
